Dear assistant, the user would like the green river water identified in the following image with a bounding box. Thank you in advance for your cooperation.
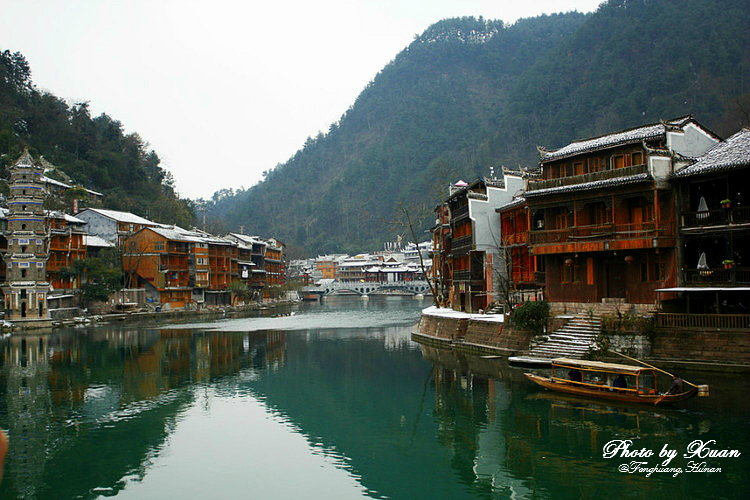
[0,297,747,499]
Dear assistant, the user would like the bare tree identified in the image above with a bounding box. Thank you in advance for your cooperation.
[386,201,439,306]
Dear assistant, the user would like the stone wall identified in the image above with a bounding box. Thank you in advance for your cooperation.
[650,329,750,366]
[463,319,533,352]
[548,301,656,316]
[417,314,468,341]
[417,311,533,355]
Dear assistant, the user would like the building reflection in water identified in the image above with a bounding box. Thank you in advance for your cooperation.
[420,344,747,499]
[0,327,286,499]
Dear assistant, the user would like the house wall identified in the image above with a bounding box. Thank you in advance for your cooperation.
[666,123,719,159]
[470,174,525,302]
[76,211,118,244]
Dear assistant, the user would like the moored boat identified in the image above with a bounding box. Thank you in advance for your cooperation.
[524,358,706,405]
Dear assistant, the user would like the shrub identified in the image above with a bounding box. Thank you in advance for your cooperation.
[510,301,550,334]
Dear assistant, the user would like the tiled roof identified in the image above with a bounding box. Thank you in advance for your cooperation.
[149,226,203,243]
[85,235,115,248]
[540,116,693,162]
[496,196,526,212]
[673,128,750,178]
[524,173,651,198]
[227,233,267,246]
[81,208,156,225]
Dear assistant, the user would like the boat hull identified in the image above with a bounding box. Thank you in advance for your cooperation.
[524,373,697,405]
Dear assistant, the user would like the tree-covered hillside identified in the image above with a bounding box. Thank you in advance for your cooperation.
[206,0,750,257]
[0,50,195,226]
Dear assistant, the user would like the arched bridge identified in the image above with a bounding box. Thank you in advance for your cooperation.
[323,280,432,296]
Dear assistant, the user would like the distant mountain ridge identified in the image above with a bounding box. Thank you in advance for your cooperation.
[205,0,749,257]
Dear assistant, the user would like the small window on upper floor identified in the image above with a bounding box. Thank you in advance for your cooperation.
[632,151,643,166]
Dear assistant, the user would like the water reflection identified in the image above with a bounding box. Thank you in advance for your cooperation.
[0,298,748,500]
[421,345,750,499]
[0,325,288,499]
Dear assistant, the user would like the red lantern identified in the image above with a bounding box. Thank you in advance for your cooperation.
[624,255,635,264]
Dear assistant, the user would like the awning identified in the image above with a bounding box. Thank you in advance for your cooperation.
[655,287,750,292]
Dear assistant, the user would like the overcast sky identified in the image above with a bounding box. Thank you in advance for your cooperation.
[2,0,601,199]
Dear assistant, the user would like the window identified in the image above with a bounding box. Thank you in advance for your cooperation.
[641,255,664,282]
[632,151,643,165]
[154,241,165,252]
[554,208,571,229]
[561,259,584,284]
[613,155,625,169]
[561,263,574,283]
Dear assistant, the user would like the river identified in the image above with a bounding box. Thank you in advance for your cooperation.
[0,296,747,499]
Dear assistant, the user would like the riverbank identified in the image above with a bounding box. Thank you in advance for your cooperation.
[412,306,534,358]
[2,299,300,333]
[413,306,750,373]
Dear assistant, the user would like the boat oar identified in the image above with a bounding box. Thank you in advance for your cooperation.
[653,393,669,406]
[610,351,697,388]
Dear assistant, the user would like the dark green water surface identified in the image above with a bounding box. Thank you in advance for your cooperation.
[0,297,748,499]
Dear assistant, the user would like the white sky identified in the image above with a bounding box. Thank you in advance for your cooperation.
[1,0,601,199]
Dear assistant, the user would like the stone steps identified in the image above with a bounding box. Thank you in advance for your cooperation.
[528,312,601,359]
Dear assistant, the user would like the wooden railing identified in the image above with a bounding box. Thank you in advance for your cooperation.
[452,235,473,253]
[683,267,750,285]
[452,204,469,221]
[681,206,750,228]
[530,221,669,245]
[528,163,648,191]
[502,232,528,246]
[657,313,750,330]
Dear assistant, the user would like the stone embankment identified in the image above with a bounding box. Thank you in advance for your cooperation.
[3,300,299,332]
[413,307,533,357]
[414,306,750,373]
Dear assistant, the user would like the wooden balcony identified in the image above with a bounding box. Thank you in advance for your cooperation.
[528,163,648,192]
[657,313,750,331]
[451,235,473,254]
[452,204,469,221]
[681,206,750,229]
[683,267,750,285]
[530,221,669,246]
[502,233,528,246]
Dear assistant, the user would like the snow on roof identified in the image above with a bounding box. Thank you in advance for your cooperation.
[85,234,115,248]
[81,208,156,225]
[338,260,380,267]
[227,233,267,246]
[524,173,651,198]
[673,128,750,178]
[40,175,103,197]
[41,175,69,188]
[540,116,693,162]
[45,210,87,225]
[495,196,526,212]
[149,226,203,243]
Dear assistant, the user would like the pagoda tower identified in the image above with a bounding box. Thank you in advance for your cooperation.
[2,149,50,321]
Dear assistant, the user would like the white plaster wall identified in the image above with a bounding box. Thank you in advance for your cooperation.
[667,123,718,158]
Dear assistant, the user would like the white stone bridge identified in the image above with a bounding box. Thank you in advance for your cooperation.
[319,280,432,296]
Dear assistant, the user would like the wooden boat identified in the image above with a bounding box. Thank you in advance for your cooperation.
[524,358,703,405]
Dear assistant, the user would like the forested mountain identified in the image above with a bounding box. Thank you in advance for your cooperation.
[205,0,750,257]
[0,51,195,227]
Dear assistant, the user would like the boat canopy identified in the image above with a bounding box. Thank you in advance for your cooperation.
[552,358,654,375]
